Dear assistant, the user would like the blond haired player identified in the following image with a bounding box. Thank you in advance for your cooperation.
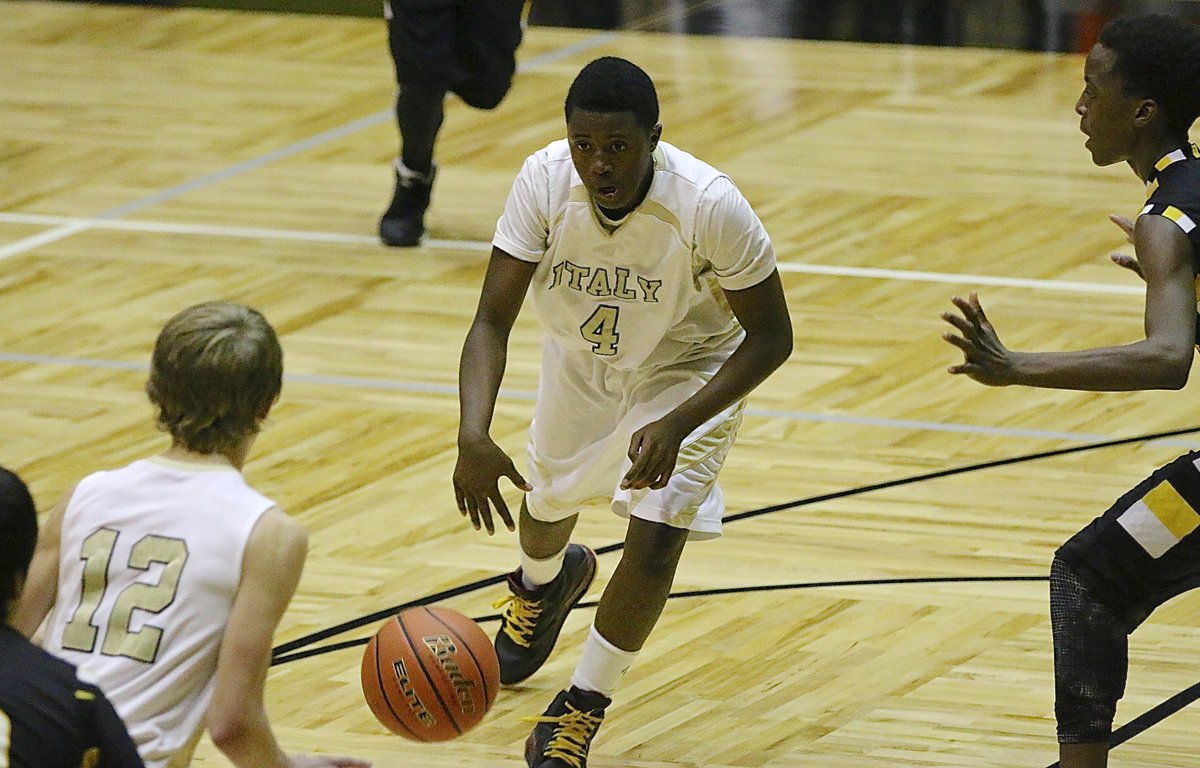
[14,302,368,768]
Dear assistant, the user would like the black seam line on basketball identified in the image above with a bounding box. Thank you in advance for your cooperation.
[272,423,1200,659]
[272,575,1048,665]
[372,636,419,740]
[423,606,493,728]
[398,610,464,736]
[417,604,472,729]
[1041,679,1200,768]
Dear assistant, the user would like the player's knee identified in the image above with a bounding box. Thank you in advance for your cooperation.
[1055,695,1115,745]
[453,76,513,110]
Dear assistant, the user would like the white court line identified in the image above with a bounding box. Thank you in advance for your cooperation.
[0,31,619,261]
[778,262,1145,296]
[3,350,1195,447]
[0,212,1144,293]
[0,221,92,262]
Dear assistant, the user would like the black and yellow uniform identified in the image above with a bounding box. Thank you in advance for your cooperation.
[1051,144,1200,743]
[1057,144,1200,609]
[0,626,144,768]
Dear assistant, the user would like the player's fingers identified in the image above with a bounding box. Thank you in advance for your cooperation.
[941,312,974,334]
[949,296,979,325]
[504,463,532,492]
[626,432,646,464]
[454,483,467,514]
[464,493,485,530]
[968,292,988,323]
[491,494,516,532]
[941,332,974,354]
[1110,252,1144,276]
[479,503,495,535]
[621,462,647,489]
[1109,213,1135,241]
[649,467,671,490]
[631,446,674,489]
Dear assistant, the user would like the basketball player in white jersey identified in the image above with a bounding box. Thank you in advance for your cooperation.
[12,302,368,768]
[454,57,793,767]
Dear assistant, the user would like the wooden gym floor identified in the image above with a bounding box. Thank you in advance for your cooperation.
[2,2,1198,766]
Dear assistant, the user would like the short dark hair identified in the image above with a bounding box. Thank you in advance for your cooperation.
[0,466,38,619]
[564,56,659,130]
[1100,14,1200,136]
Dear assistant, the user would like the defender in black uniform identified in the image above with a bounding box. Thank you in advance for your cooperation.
[0,466,144,768]
[941,14,1200,768]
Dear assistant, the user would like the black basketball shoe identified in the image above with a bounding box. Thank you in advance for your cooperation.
[378,159,434,247]
[494,543,597,685]
[524,686,610,768]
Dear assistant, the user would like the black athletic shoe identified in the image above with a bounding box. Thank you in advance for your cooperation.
[524,686,610,768]
[494,543,597,685]
[378,160,434,247]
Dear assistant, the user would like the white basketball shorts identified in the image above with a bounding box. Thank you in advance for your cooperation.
[525,338,744,540]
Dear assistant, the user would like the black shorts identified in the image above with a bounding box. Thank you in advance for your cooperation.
[1056,450,1200,616]
[386,0,525,109]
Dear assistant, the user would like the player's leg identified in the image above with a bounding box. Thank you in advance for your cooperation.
[449,0,524,110]
[1051,452,1200,767]
[1050,557,1128,768]
[494,343,618,686]
[379,0,456,246]
[594,516,688,651]
[525,366,745,767]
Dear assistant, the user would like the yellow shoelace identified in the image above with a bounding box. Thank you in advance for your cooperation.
[523,704,604,768]
[492,593,542,647]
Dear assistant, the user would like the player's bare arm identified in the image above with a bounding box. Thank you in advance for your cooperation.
[623,269,793,490]
[942,214,1195,391]
[454,247,536,534]
[11,486,74,638]
[206,508,368,768]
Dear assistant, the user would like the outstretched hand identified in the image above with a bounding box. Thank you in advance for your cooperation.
[1108,214,1144,281]
[941,292,1016,386]
[453,437,530,535]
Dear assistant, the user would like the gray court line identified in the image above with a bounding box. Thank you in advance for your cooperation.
[0,30,619,262]
[4,349,1197,447]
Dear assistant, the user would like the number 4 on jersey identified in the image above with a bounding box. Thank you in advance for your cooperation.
[580,304,620,356]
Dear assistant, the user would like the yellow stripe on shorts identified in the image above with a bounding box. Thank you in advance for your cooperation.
[1117,480,1200,558]
[1143,480,1200,539]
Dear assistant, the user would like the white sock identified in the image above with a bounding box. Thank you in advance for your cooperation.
[520,545,568,590]
[570,625,638,697]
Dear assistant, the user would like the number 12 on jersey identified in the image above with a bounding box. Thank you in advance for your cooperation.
[61,528,189,664]
[580,304,620,356]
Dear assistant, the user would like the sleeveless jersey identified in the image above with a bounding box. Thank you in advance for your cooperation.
[493,140,778,371]
[1140,143,1200,342]
[1056,146,1200,608]
[42,458,273,768]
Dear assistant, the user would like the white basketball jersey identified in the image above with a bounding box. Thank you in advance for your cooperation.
[493,140,777,370]
[42,457,273,768]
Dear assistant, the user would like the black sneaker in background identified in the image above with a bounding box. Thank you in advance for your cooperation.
[379,159,434,247]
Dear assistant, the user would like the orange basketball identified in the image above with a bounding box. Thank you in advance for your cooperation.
[360,606,500,741]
